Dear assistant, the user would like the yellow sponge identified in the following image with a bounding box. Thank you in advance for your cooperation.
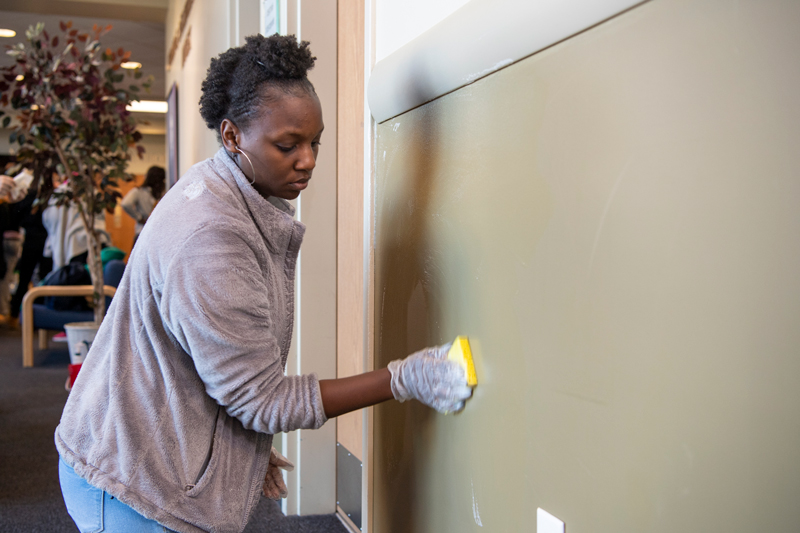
[447,336,478,387]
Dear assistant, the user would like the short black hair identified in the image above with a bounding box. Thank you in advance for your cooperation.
[199,34,316,141]
[142,165,166,199]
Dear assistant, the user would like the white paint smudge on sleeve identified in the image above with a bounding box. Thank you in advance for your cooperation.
[183,180,206,200]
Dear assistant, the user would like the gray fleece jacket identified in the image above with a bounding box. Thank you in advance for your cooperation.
[55,148,328,533]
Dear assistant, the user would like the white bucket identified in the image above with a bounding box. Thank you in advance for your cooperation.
[64,322,100,365]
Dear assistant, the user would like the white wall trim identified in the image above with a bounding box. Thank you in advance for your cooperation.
[367,0,646,123]
[363,1,377,531]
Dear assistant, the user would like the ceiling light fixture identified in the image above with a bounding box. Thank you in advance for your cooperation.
[0,29,16,38]
[126,100,168,113]
[16,74,24,81]
[121,61,142,70]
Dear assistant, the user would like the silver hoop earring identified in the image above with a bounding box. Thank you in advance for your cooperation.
[235,145,256,185]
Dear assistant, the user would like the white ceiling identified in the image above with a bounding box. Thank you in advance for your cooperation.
[0,1,167,134]
[0,0,167,22]
[0,10,166,97]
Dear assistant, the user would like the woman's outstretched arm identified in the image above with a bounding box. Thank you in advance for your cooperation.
[317,344,473,419]
[318,368,393,419]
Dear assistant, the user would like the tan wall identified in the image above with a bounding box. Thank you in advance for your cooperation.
[372,0,800,531]
[337,0,367,460]
[127,134,166,177]
[165,0,231,177]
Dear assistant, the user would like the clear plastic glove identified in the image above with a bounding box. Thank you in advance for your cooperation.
[262,447,294,500]
[388,343,473,413]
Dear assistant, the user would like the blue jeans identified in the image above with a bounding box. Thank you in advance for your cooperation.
[59,457,177,532]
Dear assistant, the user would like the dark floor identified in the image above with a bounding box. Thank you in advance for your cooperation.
[0,328,347,533]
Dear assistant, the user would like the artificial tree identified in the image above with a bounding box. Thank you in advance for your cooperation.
[0,21,150,323]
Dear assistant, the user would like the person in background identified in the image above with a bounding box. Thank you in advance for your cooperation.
[0,175,14,262]
[41,187,112,270]
[0,175,13,323]
[0,171,28,326]
[6,164,55,329]
[120,165,166,247]
[55,34,472,533]
[37,176,111,340]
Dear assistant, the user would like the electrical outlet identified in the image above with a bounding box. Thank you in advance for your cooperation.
[537,508,565,533]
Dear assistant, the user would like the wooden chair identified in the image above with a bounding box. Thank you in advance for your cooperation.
[19,259,125,368]
[21,285,117,367]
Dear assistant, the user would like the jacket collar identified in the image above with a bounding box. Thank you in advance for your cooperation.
[212,147,305,256]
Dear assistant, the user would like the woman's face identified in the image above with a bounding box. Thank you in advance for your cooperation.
[222,90,324,200]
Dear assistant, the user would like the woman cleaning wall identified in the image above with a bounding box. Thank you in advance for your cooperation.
[55,34,472,533]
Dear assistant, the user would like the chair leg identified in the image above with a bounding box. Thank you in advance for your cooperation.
[22,323,34,369]
[38,329,48,350]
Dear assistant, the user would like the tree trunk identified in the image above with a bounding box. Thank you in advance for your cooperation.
[78,205,106,324]
[86,228,105,324]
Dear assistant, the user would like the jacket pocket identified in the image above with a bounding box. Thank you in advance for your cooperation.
[184,406,223,497]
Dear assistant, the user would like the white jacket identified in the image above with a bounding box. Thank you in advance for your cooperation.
[42,194,111,268]
[120,185,157,236]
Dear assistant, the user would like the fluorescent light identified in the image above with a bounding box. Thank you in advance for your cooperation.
[121,61,142,69]
[0,29,16,38]
[15,74,24,81]
[126,100,168,113]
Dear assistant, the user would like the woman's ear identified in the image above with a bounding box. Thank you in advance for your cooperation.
[220,119,240,152]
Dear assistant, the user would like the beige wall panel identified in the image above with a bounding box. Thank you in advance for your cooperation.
[337,0,366,459]
[288,0,339,515]
[297,0,338,382]
[372,0,800,531]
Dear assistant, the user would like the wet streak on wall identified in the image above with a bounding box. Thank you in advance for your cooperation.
[372,0,800,531]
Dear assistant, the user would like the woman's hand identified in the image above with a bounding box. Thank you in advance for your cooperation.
[0,175,13,201]
[388,343,473,413]
[262,447,294,500]
[317,342,474,419]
